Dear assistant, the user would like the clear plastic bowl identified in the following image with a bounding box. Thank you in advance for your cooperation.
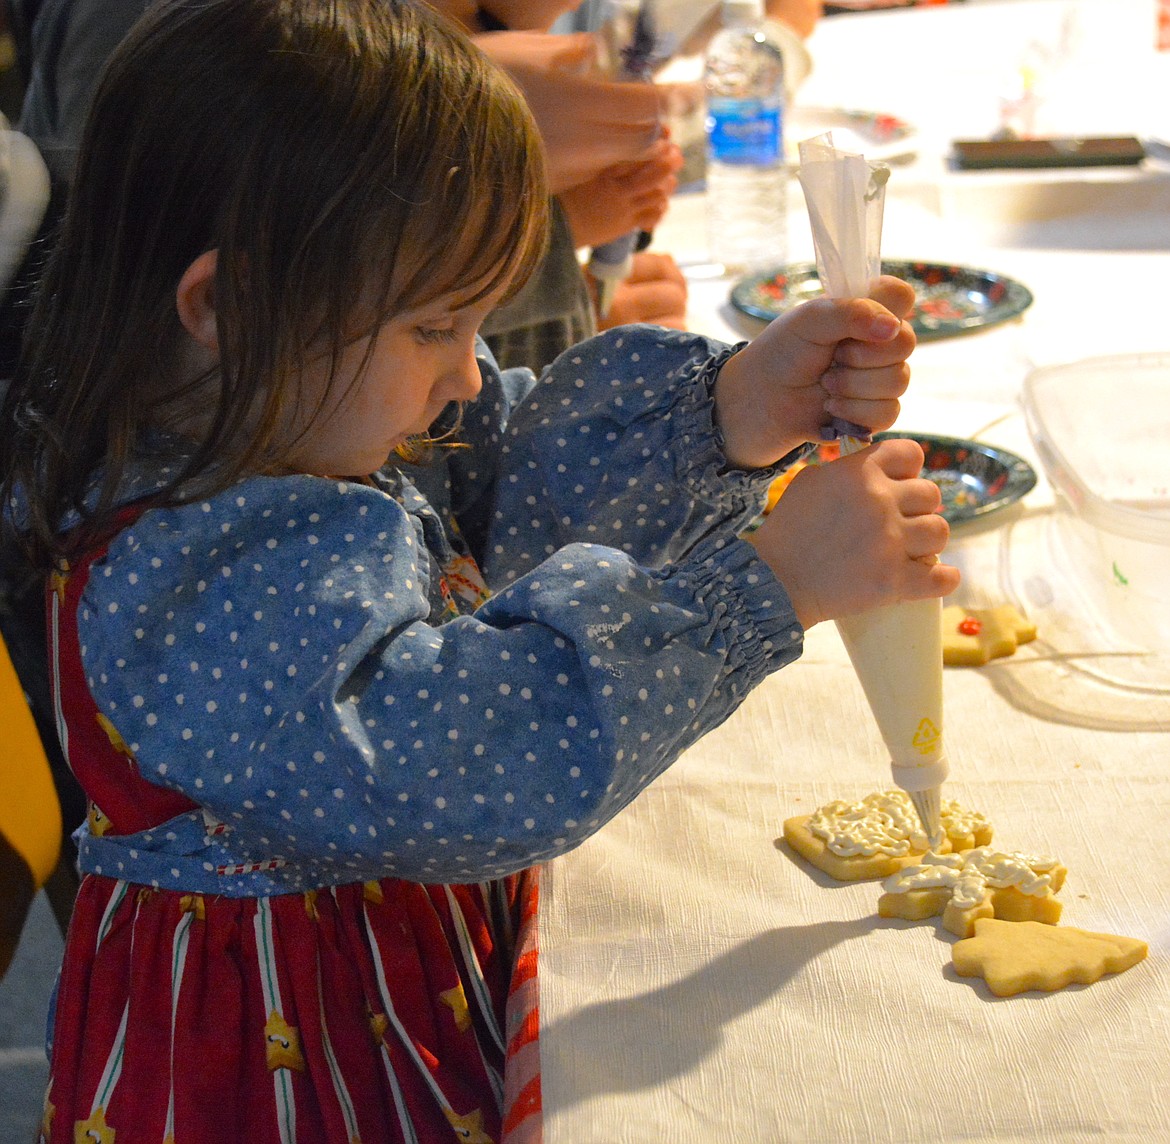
[1022,352,1170,656]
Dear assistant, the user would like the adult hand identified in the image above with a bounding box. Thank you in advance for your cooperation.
[473,31,696,193]
[559,137,683,249]
[766,0,824,39]
[671,0,821,59]
[750,438,960,629]
[592,252,688,330]
[714,275,917,470]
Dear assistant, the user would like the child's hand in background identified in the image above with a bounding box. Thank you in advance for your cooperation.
[560,137,684,250]
[749,437,960,629]
[714,275,917,469]
[593,252,688,330]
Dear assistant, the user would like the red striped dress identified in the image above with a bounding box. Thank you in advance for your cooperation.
[39,531,542,1144]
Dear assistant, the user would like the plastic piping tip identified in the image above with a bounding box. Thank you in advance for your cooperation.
[909,786,945,851]
[596,276,619,318]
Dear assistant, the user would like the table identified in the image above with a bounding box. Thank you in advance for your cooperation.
[538,2,1170,1141]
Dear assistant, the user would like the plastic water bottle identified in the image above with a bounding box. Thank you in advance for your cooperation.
[704,0,788,275]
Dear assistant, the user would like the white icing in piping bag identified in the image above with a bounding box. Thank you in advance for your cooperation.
[796,134,947,847]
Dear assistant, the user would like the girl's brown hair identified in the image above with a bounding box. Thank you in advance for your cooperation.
[1,0,549,568]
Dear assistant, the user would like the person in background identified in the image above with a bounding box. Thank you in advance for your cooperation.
[1,0,954,1137]
[434,0,690,369]
[565,0,822,204]
[461,0,822,367]
[6,0,693,374]
[1,0,818,391]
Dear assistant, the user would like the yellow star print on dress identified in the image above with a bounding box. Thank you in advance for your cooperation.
[73,1107,115,1143]
[264,1010,307,1072]
[440,984,473,1033]
[444,1107,495,1143]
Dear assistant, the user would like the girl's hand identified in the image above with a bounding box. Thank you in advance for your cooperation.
[561,137,684,249]
[714,276,917,470]
[592,251,688,330]
[749,437,960,629]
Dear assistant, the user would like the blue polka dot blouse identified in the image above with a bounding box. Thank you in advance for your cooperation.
[72,327,807,892]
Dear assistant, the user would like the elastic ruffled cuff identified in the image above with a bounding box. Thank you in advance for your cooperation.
[666,530,804,693]
[669,344,814,513]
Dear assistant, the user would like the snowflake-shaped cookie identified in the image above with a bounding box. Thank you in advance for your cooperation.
[878,846,1066,938]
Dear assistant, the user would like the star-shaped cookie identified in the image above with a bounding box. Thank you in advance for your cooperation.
[942,604,1036,666]
[951,918,1147,997]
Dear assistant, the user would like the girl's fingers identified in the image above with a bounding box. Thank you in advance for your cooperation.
[787,295,906,348]
[899,559,961,603]
[824,396,902,436]
[868,273,917,321]
[921,560,963,598]
[831,334,916,369]
[867,436,925,479]
[895,474,944,516]
[902,511,950,561]
[822,364,911,436]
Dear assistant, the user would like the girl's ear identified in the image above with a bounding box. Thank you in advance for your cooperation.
[175,250,220,351]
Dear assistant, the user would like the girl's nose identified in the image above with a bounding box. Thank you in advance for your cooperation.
[445,339,484,404]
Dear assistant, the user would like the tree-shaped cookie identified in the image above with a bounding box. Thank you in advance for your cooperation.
[952,918,1148,997]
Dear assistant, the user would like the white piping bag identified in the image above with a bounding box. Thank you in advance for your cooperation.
[588,0,659,317]
[797,133,948,847]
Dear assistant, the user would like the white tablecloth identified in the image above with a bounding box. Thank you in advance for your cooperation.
[538,2,1170,1141]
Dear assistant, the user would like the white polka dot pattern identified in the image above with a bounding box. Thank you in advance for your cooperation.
[74,328,805,890]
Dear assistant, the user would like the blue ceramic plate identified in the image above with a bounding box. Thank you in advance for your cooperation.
[731,260,1034,340]
[800,432,1037,525]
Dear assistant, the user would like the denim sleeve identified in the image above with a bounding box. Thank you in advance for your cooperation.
[479,325,808,583]
[75,473,803,891]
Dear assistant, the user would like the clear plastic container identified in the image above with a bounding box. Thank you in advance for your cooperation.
[1022,352,1170,656]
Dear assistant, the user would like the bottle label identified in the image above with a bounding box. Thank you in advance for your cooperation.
[707,99,782,165]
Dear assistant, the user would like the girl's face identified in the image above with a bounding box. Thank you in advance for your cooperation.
[282,283,510,478]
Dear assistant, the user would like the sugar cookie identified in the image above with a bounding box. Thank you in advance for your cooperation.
[942,604,1036,666]
[878,847,1066,937]
[783,791,992,882]
[952,918,1147,996]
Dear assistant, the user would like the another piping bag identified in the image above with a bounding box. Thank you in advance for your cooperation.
[588,0,659,317]
[797,133,948,848]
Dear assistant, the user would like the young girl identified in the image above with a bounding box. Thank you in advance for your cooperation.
[0,1,956,1141]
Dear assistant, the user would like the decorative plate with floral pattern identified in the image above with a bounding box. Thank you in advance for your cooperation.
[761,433,1037,528]
[731,260,1034,340]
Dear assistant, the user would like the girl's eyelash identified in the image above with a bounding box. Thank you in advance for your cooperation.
[415,326,457,345]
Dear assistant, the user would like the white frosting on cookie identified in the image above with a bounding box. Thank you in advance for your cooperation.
[807,791,990,858]
[883,846,1062,908]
